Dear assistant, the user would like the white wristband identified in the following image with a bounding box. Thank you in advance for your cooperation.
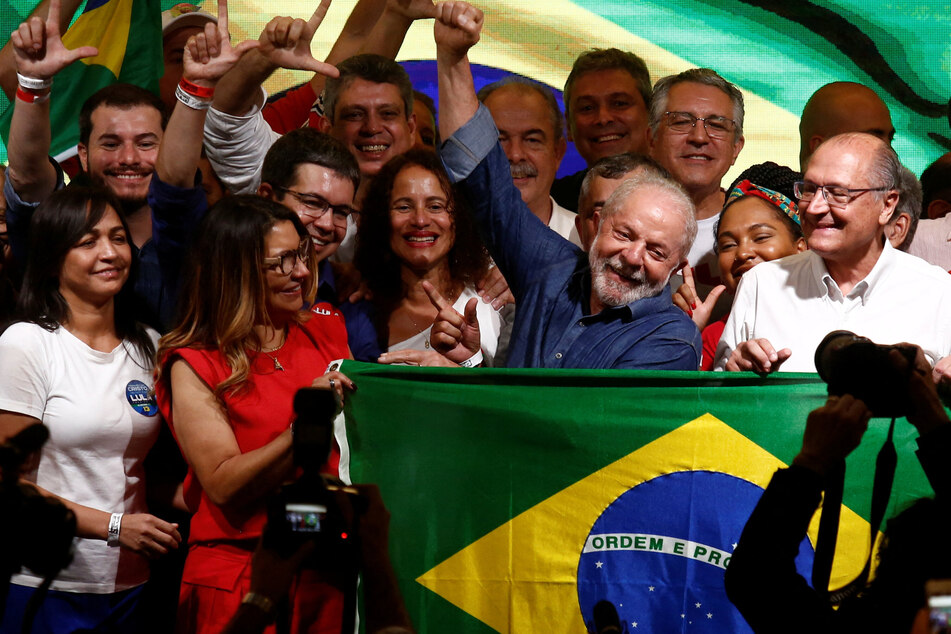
[16,72,52,91]
[107,512,123,547]
[458,350,484,368]
[175,84,211,110]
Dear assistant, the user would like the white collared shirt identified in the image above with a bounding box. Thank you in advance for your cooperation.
[548,197,582,248]
[714,240,951,371]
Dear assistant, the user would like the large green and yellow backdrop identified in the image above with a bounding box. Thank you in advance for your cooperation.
[1,0,949,175]
[1,1,948,631]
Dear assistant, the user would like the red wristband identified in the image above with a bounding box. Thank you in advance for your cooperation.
[178,77,214,100]
[16,86,50,104]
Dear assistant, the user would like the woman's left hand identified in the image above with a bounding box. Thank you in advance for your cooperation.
[311,370,356,404]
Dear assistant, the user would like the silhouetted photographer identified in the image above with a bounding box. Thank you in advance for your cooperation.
[725,340,951,633]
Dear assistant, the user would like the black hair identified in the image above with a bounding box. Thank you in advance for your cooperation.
[15,186,155,365]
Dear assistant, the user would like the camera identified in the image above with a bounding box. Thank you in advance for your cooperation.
[0,424,75,587]
[263,388,363,569]
[814,330,918,418]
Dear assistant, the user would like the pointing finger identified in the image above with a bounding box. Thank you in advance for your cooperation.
[421,280,451,311]
[307,0,333,34]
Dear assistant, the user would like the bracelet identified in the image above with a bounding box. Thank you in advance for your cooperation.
[175,84,211,110]
[458,350,484,368]
[15,86,50,104]
[178,77,214,100]
[107,512,123,547]
[16,72,52,91]
[241,592,275,619]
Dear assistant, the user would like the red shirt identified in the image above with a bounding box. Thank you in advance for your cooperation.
[156,306,349,543]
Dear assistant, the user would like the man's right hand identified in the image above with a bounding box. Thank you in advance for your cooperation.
[433,1,483,63]
[11,0,97,81]
[725,338,791,374]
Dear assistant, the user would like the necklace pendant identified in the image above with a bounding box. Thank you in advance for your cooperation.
[273,357,285,371]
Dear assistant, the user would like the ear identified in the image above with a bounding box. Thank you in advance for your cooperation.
[885,212,910,248]
[77,144,88,172]
[794,236,807,253]
[878,190,900,227]
[317,116,333,133]
[258,182,275,199]
[555,136,567,165]
[574,214,583,236]
[928,199,951,220]
[565,115,574,143]
[674,257,689,276]
[731,134,745,164]
[407,112,417,137]
[809,135,824,154]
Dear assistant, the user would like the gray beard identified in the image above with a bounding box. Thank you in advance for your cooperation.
[589,245,669,307]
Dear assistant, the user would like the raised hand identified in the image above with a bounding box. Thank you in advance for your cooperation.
[386,0,438,21]
[11,0,98,81]
[433,1,483,62]
[182,0,260,87]
[792,394,871,477]
[257,0,340,76]
[423,280,482,363]
[672,265,725,330]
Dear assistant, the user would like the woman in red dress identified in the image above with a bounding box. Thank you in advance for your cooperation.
[155,195,353,633]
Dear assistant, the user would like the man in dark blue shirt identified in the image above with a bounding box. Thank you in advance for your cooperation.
[432,2,701,370]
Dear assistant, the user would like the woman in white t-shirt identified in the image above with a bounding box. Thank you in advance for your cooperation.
[0,187,181,632]
[341,149,501,366]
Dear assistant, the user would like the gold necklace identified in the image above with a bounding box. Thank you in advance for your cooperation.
[260,329,288,371]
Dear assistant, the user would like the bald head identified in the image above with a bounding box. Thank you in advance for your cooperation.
[799,82,894,170]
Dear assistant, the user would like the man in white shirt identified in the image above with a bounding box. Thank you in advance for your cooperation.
[716,132,951,375]
[478,77,581,247]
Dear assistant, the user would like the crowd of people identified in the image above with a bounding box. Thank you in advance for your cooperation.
[0,0,950,631]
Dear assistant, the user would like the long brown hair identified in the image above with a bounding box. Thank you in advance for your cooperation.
[354,150,489,347]
[156,196,317,399]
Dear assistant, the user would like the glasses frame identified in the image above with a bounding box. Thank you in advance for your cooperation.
[793,181,892,209]
[263,238,311,276]
[662,111,737,140]
[272,185,356,227]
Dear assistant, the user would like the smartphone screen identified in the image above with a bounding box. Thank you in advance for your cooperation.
[285,503,328,533]
[927,580,951,633]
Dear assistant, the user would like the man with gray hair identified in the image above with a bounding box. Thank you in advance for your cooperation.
[478,76,580,245]
[576,153,671,251]
[884,165,922,251]
[648,68,746,314]
[430,2,700,369]
[716,133,951,376]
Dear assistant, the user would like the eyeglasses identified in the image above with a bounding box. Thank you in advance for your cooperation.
[272,186,355,228]
[263,239,310,275]
[793,181,891,209]
[662,111,737,140]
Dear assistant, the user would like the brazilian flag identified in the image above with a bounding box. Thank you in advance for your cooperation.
[0,0,162,162]
[338,362,936,633]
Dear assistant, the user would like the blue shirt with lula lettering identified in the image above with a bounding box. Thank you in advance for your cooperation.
[439,104,700,370]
